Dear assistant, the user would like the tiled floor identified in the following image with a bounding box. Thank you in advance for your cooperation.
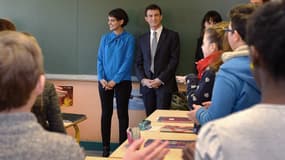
[84,150,113,157]
[84,150,102,157]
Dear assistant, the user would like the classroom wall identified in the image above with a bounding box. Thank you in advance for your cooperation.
[0,0,247,75]
[51,80,146,143]
[1,0,248,143]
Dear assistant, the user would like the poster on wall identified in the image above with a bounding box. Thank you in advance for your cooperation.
[59,86,73,107]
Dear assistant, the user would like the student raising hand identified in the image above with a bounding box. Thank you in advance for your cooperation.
[123,138,169,160]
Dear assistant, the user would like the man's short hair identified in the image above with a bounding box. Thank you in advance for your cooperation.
[0,18,16,31]
[145,4,162,16]
[0,31,44,111]
[247,1,285,79]
[229,3,258,41]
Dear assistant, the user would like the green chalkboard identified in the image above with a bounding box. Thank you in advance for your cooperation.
[0,0,247,75]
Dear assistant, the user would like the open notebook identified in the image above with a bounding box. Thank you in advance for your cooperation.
[160,125,194,134]
[144,139,195,149]
[157,116,192,123]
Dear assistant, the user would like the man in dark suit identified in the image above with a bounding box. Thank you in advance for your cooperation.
[136,4,180,116]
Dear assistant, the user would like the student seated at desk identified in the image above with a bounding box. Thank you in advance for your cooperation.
[185,21,231,109]
[193,10,222,73]
[22,32,66,134]
[188,3,261,126]
[32,81,66,134]
[183,1,285,159]
[179,21,231,133]
[0,31,84,160]
[1,20,67,134]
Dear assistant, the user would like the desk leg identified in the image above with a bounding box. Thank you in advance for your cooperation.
[73,125,80,143]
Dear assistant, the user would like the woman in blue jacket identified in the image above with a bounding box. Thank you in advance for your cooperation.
[97,8,135,157]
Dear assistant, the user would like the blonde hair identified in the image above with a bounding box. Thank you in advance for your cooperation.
[205,21,231,51]
[205,21,231,72]
[0,31,44,111]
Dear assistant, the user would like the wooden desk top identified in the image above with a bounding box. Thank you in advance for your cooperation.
[110,110,196,160]
[146,109,190,123]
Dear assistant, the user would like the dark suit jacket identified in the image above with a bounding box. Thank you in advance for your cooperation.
[136,27,180,94]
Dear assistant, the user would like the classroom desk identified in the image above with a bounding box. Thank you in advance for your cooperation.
[110,110,196,160]
[146,109,192,125]
[62,113,87,143]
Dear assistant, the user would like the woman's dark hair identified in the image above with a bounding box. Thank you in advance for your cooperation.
[108,8,129,27]
[247,1,285,79]
[200,10,222,36]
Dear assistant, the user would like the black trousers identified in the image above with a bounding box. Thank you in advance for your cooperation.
[98,80,132,147]
[142,88,172,116]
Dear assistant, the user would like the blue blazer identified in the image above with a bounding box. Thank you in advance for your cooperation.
[135,27,180,94]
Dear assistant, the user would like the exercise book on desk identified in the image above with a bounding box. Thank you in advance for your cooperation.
[160,125,194,134]
[157,116,192,123]
[144,139,195,149]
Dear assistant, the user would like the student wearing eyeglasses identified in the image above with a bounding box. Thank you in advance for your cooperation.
[188,3,261,126]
